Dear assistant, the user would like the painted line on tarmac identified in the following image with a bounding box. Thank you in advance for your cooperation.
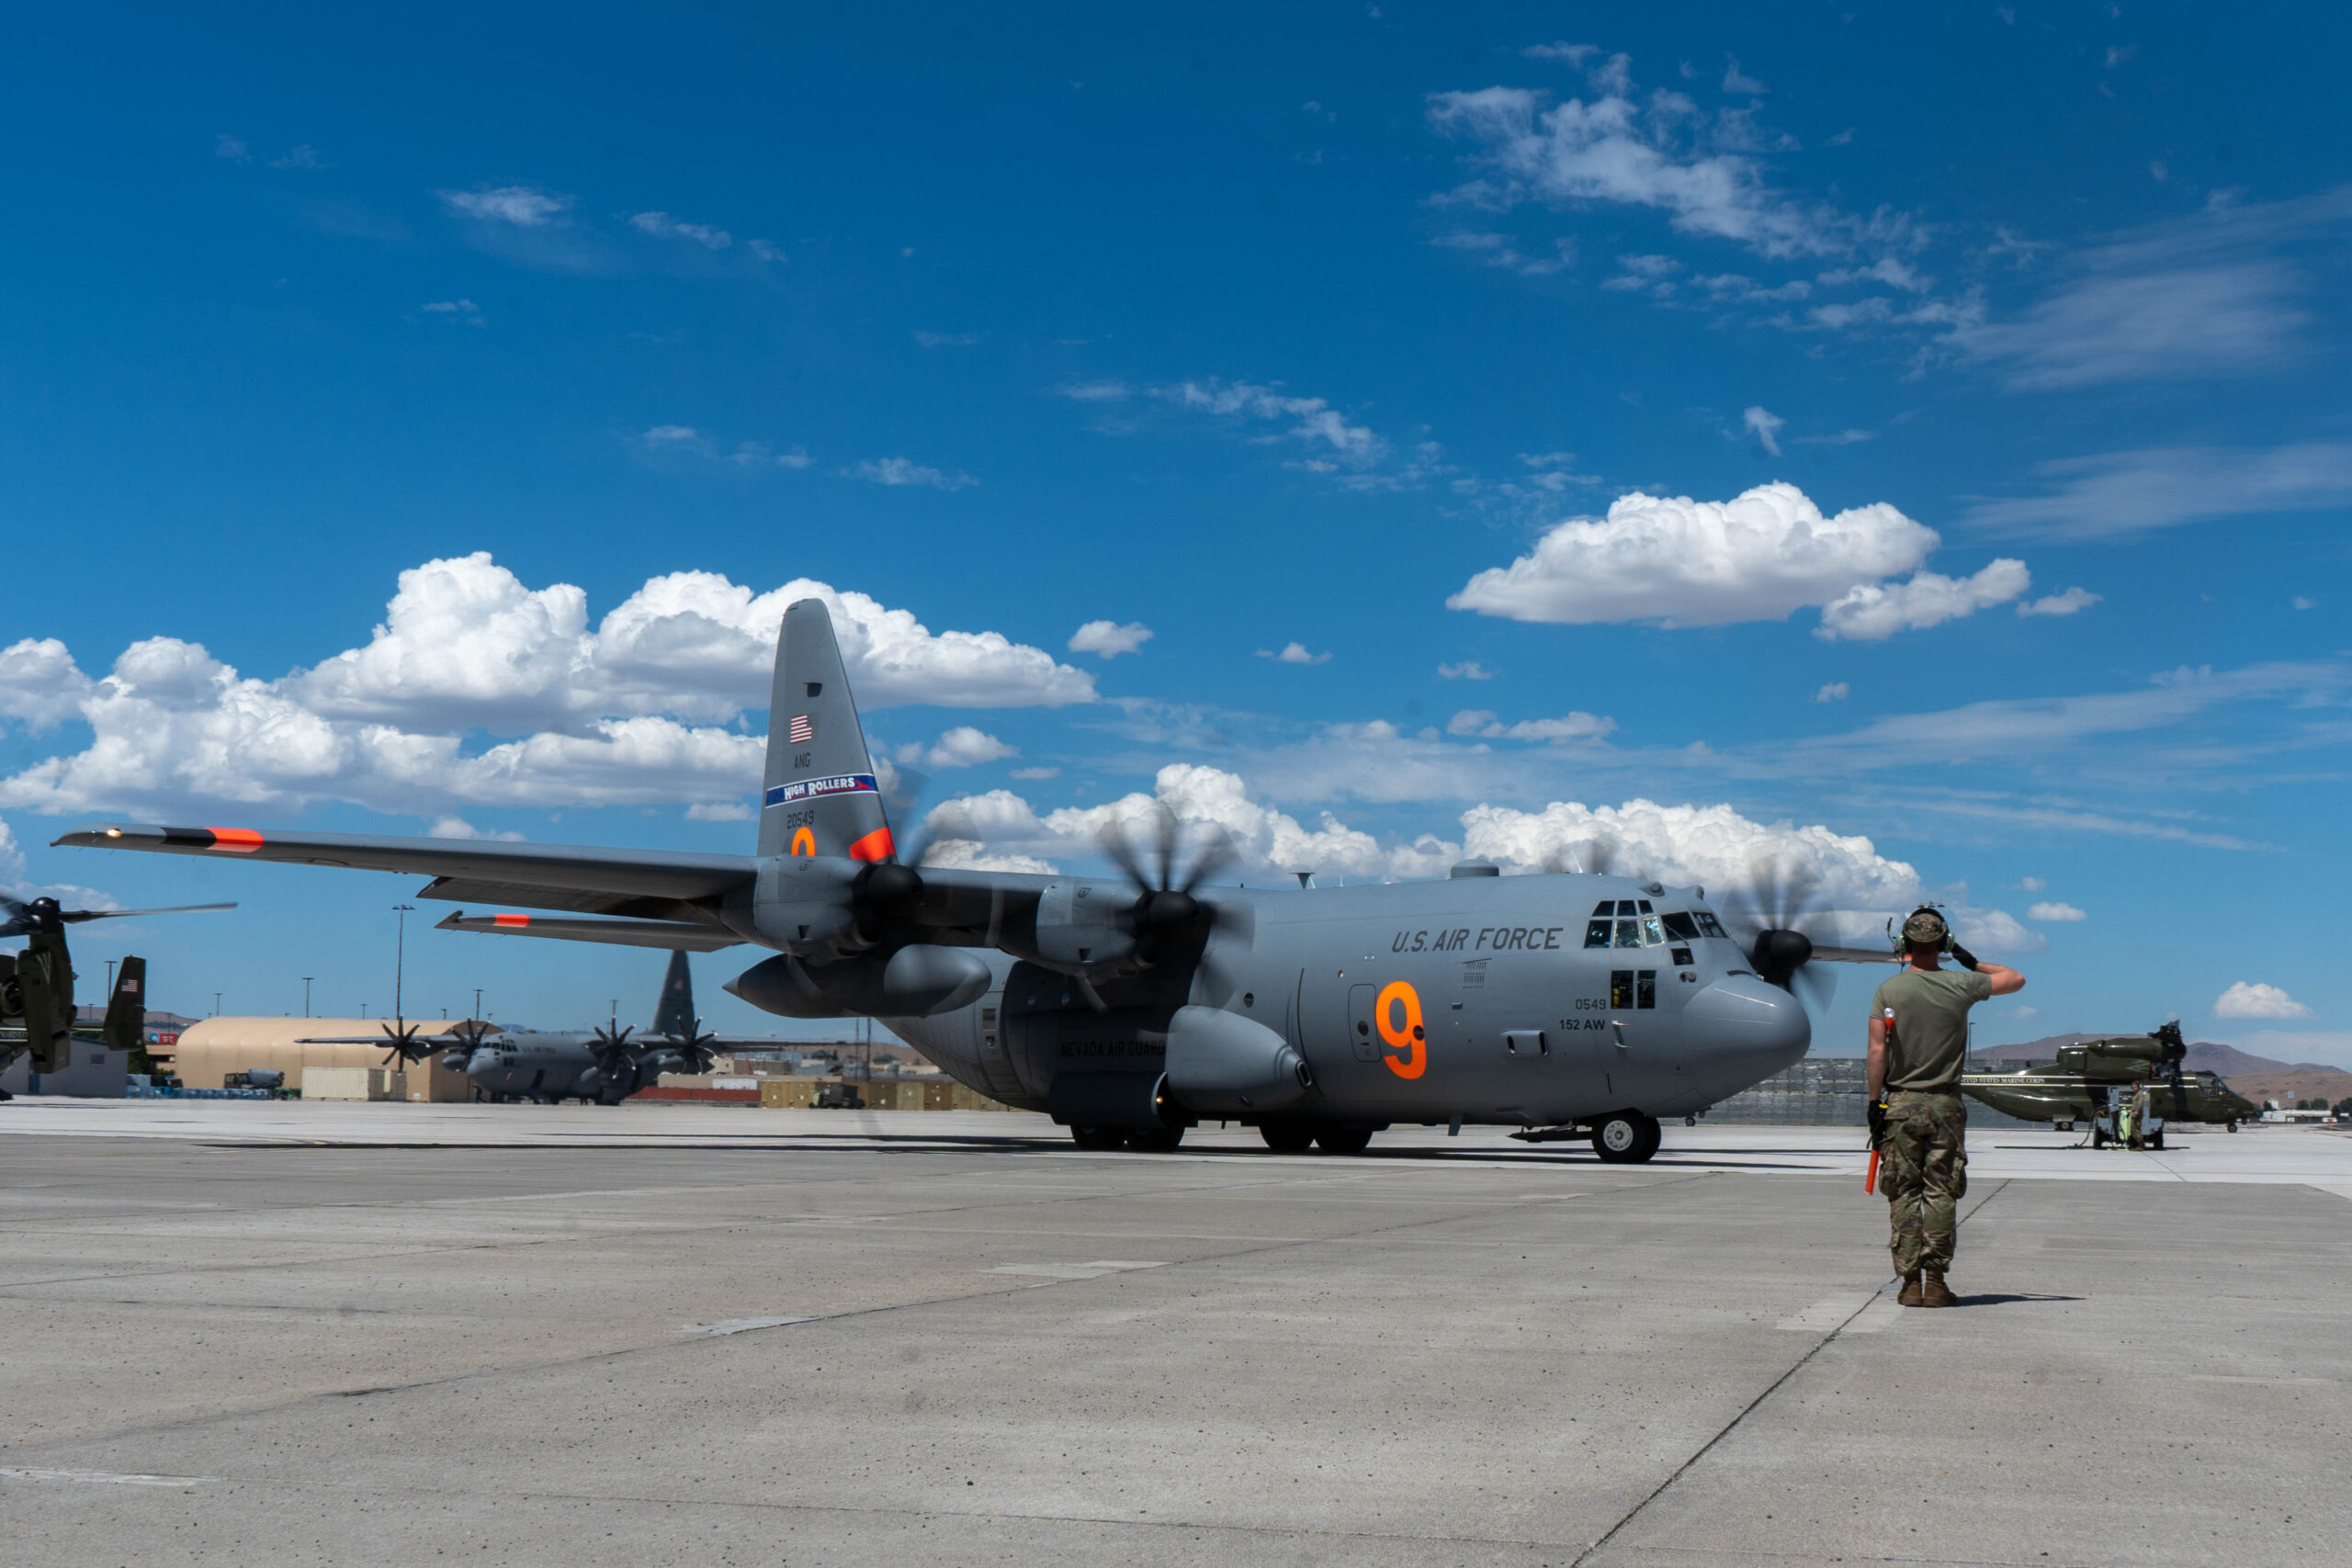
[679,1316,812,1337]
[1,1466,213,1486]
[986,1259,1168,1281]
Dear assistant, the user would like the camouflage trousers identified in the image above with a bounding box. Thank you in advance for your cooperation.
[1882,1090,1968,1276]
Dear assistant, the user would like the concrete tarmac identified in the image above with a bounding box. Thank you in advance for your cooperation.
[3,1103,2348,1566]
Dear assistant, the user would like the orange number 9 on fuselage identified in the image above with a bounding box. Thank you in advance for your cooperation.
[1376,979,1426,1079]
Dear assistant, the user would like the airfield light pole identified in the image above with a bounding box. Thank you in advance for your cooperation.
[392,904,415,1022]
[212,991,221,1018]
[301,976,313,1017]
[104,959,116,999]
[473,987,482,1025]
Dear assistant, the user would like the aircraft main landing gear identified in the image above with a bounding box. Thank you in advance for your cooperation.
[1591,1112,1662,1164]
[1258,1118,1316,1153]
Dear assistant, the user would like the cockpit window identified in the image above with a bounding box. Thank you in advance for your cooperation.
[1585,919,1612,949]
[1617,900,1639,916]
[1636,899,1654,914]
[1641,916,1665,946]
[1660,911,1699,941]
[1614,918,1643,948]
[1692,910,1729,939]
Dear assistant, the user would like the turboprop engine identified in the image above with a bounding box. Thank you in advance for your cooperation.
[727,944,992,1020]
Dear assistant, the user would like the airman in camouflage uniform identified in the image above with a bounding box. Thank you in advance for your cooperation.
[1869,908,2027,1308]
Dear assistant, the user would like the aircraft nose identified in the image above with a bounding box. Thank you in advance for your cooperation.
[1683,974,1811,1075]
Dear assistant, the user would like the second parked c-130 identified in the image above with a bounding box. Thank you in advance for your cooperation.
[57,600,1900,1160]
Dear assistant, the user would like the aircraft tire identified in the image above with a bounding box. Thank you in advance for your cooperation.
[1069,1125,1126,1151]
[2227,1120,2239,1133]
[1313,1123,1374,1155]
[1125,1126,1186,1154]
[1591,1112,1660,1164]
[1258,1118,1316,1153]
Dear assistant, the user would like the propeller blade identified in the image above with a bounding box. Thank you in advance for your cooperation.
[1153,802,1180,893]
[1792,961,1838,1019]
[1177,827,1238,897]
[58,902,238,924]
[1095,817,1154,892]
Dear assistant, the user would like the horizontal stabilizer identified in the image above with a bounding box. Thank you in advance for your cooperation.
[435,911,743,952]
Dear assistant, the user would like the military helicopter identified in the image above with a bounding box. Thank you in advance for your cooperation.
[56,599,1904,1161]
[1962,1022,2257,1146]
[1,892,230,1092]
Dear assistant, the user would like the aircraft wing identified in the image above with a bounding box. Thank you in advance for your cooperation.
[51,824,757,924]
[435,911,743,952]
[1806,942,1901,964]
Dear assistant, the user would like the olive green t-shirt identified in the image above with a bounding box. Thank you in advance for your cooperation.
[1871,966,1995,1091]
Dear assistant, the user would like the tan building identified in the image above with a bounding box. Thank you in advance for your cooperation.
[166,1018,470,1100]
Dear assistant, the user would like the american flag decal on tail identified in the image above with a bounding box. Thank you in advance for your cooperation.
[787,714,815,745]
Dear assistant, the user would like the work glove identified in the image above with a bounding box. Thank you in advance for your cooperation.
[1867,1098,1889,1148]
[1949,940,1981,972]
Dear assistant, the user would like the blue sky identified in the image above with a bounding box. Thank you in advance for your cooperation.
[6,4,2349,1057]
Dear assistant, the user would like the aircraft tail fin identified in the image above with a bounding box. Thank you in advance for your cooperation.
[653,949,695,1038]
[104,955,147,1054]
[755,599,895,862]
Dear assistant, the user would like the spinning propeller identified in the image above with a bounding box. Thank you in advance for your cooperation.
[1717,857,1839,1015]
[1544,834,1634,879]
[1096,804,1246,987]
[664,1018,720,1076]
[439,1017,496,1070]
[378,1018,433,1069]
[0,893,234,938]
[587,1021,641,1097]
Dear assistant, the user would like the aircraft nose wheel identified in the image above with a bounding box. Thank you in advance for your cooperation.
[1591,1112,1662,1164]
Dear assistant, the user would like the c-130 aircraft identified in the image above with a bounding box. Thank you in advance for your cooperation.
[57,600,1889,1160]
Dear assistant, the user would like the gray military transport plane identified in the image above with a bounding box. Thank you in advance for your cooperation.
[300,950,760,1104]
[57,600,1888,1160]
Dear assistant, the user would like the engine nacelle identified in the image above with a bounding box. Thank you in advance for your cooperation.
[1029,881,1135,971]
[748,854,864,953]
[1162,1005,1313,1115]
[729,944,992,1020]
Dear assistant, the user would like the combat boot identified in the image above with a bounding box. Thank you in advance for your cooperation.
[1896,1272,1924,1307]
[1920,1271,1957,1308]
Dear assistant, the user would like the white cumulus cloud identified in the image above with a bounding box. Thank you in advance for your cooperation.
[1743,406,1784,456]
[916,770,2035,954]
[1814,682,1850,703]
[2213,981,2313,1021]
[2017,587,2101,618]
[1069,621,1153,659]
[1452,481,1991,635]
[897,727,1017,769]
[2026,901,2086,921]
[0,556,1094,818]
[1815,559,2031,641]
[1259,642,1332,665]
